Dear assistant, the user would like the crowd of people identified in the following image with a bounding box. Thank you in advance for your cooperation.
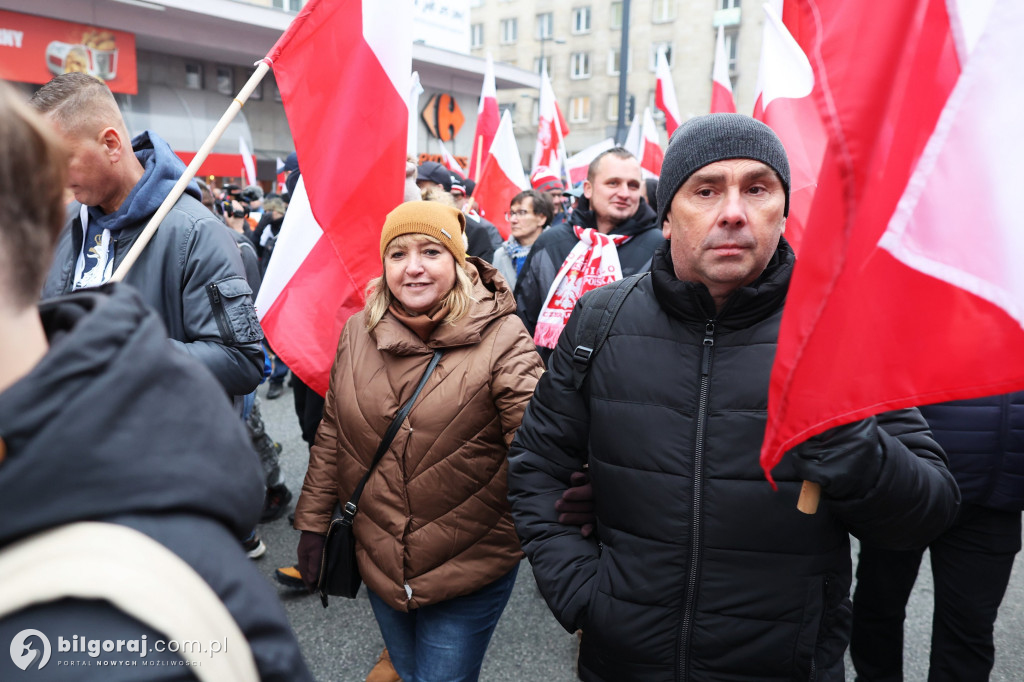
[0,70,1020,682]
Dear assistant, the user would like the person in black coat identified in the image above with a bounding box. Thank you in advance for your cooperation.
[851,391,1024,681]
[507,114,960,681]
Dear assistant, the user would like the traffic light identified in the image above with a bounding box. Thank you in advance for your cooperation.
[626,94,636,122]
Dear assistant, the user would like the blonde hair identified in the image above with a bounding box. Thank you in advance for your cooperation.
[364,233,476,332]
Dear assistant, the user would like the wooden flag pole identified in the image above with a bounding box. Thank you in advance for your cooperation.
[111,60,272,282]
[797,481,821,514]
[473,136,484,182]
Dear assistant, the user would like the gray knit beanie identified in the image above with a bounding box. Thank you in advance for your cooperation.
[656,113,790,229]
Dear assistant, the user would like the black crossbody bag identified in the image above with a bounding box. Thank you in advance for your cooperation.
[318,350,443,607]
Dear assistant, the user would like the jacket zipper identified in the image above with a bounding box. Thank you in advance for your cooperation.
[678,321,715,681]
[808,575,829,681]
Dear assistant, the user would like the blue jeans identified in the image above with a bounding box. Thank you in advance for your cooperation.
[367,565,518,682]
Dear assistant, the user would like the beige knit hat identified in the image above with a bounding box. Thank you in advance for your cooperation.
[379,201,467,265]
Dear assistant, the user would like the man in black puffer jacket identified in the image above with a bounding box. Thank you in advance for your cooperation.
[514,148,663,365]
[507,114,961,681]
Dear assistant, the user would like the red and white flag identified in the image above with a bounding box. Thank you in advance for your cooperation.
[654,46,682,136]
[639,107,663,177]
[710,25,737,113]
[761,0,1024,480]
[256,0,412,397]
[275,156,287,193]
[751,2,826,254]
[468,53,499,181]
[474,110,528,240]
[437,139,462,174]
[532,66,570,174]
[565,137,614,185]
[239,136,257,186]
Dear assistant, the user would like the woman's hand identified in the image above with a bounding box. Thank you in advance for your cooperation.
[296,531,327,592]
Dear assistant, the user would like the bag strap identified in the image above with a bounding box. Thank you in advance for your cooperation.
[342,349,444,520]
[570,272,648,391]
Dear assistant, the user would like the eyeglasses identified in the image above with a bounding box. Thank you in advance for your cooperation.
[505,209,532,220]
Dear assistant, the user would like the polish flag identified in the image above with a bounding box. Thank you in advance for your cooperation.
[654,46,682,136]
[639,107,663,177]
[407,71,424,157]
[710,25,737,113]
[623,111,641,158]
[565,138,614,185]
[437,139,462,174]
[239,136,257,186]
[275,157,287,193]
[256,0,412,397]
[751,2,826,254]
[469,53,499,181]
[761,0,1024,479]
[474,110,528,240]
[532,66,570,174]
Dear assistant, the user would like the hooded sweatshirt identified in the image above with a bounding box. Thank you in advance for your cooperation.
[0,284,312,681]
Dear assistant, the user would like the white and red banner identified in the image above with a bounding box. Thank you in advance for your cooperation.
[761,0,1024,480]
[565,138,615,185]
[239,136,257,186]
[532,65,570,174]
[751,2,825,254]
[275,156,287,193]
[468,53,498,181]
[256,0,412,397]
[437,138,462,174]
[474,110,528,240]
[639,107,663,177]
[407,71,424,158]
[711,25,737,114]
[654,46,682,136]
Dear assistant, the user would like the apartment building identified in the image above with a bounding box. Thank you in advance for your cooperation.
[470,0,767,164]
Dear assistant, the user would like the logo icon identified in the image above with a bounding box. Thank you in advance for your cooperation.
[10,629,51,671]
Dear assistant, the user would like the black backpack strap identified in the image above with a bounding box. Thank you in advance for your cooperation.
[570,272,648,391]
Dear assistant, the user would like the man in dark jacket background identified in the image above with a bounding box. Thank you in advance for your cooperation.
[514,147,663,364]
[0,80,311,682]
[507,114,960,681]
[30,72,264,401]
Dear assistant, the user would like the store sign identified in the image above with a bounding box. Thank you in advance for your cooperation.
[0,10,137,94]
[421,92,465,142]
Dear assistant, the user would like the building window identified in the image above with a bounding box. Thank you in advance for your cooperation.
[611,1,623,29]
[652,0,675,22]
[649,42,673,71]
[185,63,203,90]
[569,96,591,122]
[723,28,739,73]
[536,12,553,39]
[498,102,516,120]
[531,98,540,125]
[272,0,303,10]
[607,48,631,75]
[607,94,619,121]
[570,52,591,79]
[572,7,592,34]
[719,0,740,8]
[216,66,234,96]
[500,18,517,44]
[471,23,484,48]
[534,55,550,75]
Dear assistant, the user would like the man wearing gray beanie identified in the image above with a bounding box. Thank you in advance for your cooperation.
[508,113,958,680]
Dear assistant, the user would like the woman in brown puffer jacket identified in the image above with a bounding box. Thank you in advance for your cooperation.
[294,201,544,682]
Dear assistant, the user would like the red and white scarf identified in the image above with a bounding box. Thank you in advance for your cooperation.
[534,225,631,349]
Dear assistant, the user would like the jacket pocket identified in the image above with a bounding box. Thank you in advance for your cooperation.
[206,276,263,345]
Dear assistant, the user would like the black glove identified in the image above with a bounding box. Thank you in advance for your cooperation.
[297,531,326,592]
[555,471,595,537]
[789,417,883,500]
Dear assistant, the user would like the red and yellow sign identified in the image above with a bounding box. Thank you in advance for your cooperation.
[422,93,465,142]
[0,10,137,94]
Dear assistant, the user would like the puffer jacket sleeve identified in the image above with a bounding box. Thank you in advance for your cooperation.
[171,216,264,395]
[828,407,960,549]
[292,326,349,534]
[507,306,599,633]
[491,316,545,447]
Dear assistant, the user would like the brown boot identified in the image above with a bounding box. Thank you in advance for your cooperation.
[365,648,401,682]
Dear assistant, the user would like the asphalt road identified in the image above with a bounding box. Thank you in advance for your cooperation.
[251,381,1024,682]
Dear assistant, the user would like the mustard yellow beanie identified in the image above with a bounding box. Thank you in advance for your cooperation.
[379,201,467,266]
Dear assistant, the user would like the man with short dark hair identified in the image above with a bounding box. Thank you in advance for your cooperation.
[30,72,264,400]
[508,113,960,681]
[515,148,662,364]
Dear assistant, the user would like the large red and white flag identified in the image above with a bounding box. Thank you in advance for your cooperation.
[639,107,663,177]
[532,66,570,174]
[710,25,737,113]
[256,0,412,396]
[437,138,462,174]
[275,156,287,193]
[654,46,682,136]
[239,136,257,186]
[474,110,528,240]
[761,0,1024,480]
[468,53,498,181]
[565,137,614,185]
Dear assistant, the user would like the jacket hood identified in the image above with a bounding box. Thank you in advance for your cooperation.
[0,284,264,546]
[86,130,202,234]
[373,257,517,354]
[569,198,658,238]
